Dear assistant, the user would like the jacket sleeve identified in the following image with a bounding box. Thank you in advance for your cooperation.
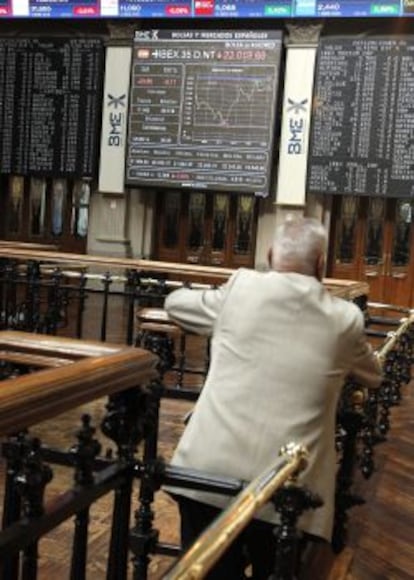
[164,274,236,336]
[347,307,383,389]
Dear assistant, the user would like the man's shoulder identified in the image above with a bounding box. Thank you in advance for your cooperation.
[330,295,362,315]
[232,267,280,280]
[228,267,267,284]
[330,296,364,332]
[228,268,282,292]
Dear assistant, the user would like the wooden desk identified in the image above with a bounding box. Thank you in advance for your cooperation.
[323,278,370,301]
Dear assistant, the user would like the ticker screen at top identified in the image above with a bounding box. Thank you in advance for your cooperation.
[2,0,414,17]
[0,0,11,16]
[29,0,99,17]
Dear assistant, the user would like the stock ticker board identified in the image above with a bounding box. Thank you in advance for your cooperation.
[307,37,414,198]
[1,0,414,18]
[126,30,282,196]
[0,37,104,176]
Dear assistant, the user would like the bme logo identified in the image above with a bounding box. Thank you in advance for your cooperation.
[135,30,159,40]
[286,98,308,155]
[107,93,126,147]
[107,93,126,109]
[287,98,308,114]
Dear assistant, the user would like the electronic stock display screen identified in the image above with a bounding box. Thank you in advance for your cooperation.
[0,37,104,176]
[126,30,282,196]
[307,37,414,198]
[1,0,413,18]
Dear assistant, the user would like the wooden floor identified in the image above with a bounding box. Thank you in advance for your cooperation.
[0,298,412,579]
[346,378,414,580]
[0,374,411,579]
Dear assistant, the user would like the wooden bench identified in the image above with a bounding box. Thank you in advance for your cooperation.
[136,307,209,386]
[136,308,183,379]
[136,307,183,337]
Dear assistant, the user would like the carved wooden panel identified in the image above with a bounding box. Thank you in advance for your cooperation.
[0,175,91,253]
[155,191,257,269]
[329,196,414,307]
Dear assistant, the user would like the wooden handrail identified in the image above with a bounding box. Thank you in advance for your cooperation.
[0,247,369,300]
[0,350,74,368]
[0,247,233,283]
[0,241,59,251]
[323,278,370,300]
[0,331,158,437]
[0,331,127,359]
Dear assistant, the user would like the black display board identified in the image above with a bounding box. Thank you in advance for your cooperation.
[126,30,282,196]
[0,37,104,176]
[307,37,414,198]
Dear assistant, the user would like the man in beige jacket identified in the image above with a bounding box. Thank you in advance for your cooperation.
[165,217,382,579]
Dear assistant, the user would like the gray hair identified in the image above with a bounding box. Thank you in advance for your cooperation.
[270,216,328,276]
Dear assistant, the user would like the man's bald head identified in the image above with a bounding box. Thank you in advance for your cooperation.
[269,217,328,280]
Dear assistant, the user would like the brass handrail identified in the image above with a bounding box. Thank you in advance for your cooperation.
[163,443,309,580]
[368,301,413,315]
[376,313,414,366]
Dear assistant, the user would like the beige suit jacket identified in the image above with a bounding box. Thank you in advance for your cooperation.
[164,269,382,541]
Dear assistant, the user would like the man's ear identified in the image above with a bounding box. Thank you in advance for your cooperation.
[268,248,273,268]
[316,253,326,281]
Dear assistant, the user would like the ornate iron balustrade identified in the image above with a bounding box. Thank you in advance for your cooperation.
[0,257,221,345]
[332,308,413,552]
[0,332,323,580]
[0,249,412,567]
[0,331,158,579]
[0,250,370,400]
[133,305,414,557]
[0,248,368,348]
[164,444,321,580]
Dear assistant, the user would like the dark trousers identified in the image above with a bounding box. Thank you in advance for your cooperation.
[177,496,281,580]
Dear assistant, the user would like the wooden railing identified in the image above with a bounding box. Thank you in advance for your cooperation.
[0,247,234,284]
[0,332,158,434]
[0,248,412,577]
[0,245,371,291]
[0,332,324,579]
[0,332,160,578]
[0,248,369,350]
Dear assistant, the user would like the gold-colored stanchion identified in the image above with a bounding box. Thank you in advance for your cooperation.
[163,443,309,580]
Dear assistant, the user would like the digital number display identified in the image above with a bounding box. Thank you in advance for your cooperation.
[307,37,414,198]
[118,0,191,17]
[0,0,11,16]
[0,37,104,176]
[29,0,99,17]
